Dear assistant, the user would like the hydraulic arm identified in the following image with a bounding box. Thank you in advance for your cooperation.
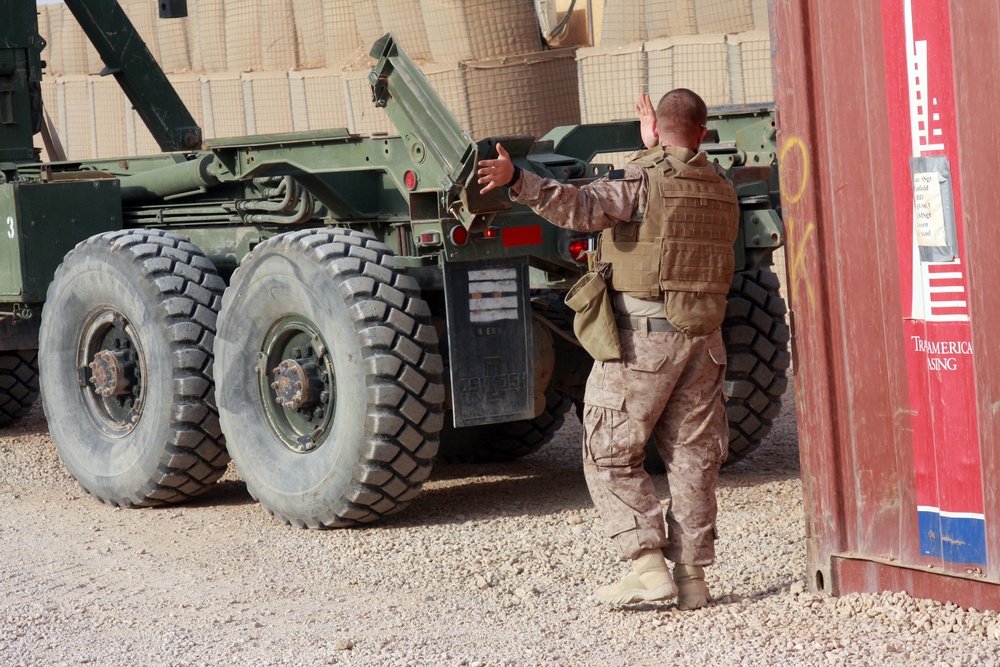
[63,0,201,151]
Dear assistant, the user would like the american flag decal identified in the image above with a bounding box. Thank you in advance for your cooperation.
[923,260,969,321]
[468,268,519,322]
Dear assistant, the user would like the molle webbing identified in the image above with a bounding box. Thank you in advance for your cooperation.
[599,151,738,299]
[597,236,663,298]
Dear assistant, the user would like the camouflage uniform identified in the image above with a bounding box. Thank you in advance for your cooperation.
[512,153,730,565]
[583,327,726,564]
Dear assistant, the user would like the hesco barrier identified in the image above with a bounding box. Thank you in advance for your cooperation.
[33,0,773,161]
[773,0,1000,609]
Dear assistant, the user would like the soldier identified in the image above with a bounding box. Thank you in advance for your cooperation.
[477,89,739,609]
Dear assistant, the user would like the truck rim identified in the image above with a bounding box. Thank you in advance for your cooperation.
[258,315,336,453]
[79,309,147,436]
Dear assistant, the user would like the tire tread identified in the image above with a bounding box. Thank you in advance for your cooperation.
[43,229,228,506]
[0,351,40,428]
[722,267,790,465]
[222,228,443,528]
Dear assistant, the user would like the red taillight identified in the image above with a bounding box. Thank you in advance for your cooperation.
[483,227,499,239]
[450,226,469,246]
[404,170,418,190]
[415,231,442,248]
[569,239,589,262]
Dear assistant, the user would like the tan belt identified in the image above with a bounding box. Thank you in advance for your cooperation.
[616,315,677,332]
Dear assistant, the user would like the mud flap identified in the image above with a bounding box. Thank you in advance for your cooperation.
[444,258,534,428]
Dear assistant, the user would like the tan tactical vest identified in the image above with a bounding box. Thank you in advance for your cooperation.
[597,146,739,335]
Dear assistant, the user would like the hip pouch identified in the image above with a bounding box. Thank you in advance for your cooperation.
[565,264,622,362]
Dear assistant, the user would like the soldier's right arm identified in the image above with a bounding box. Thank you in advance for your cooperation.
[510,167,647,233]
[477,142,647,233]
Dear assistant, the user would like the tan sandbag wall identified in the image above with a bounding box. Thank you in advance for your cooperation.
[34,0,580,160]
[34,0,773,162]
[579,0,773,125]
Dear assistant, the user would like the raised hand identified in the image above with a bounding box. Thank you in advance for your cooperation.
[636,92,658,149]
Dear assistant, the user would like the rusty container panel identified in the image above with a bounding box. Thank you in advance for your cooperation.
[772,0,1000,609]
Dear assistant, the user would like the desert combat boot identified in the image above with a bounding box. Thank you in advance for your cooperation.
[595,548,678,605]
[673,564,711,610]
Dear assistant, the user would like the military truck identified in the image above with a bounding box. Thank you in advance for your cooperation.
[0,1,788,528]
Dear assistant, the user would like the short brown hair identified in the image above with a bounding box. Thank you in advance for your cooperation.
[656,89,708,141]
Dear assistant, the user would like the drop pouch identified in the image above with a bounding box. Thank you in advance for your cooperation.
[565,263,622,362]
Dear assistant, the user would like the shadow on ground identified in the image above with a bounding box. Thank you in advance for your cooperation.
[404,378,800,528]
[11,377,800,527]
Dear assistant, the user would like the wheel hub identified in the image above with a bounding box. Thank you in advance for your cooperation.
[270,358,322,411]
[88,349,135,397]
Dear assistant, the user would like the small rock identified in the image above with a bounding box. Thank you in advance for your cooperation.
[333,639,354,651]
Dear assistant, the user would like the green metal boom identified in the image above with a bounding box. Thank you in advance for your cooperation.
[63,0,201,151]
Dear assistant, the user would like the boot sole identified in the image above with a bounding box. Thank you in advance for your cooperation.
[676,581,711,610]
[595,583,678,606]
[677,594,710,611]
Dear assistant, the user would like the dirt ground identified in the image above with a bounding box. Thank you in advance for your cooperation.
[1,380,997,667]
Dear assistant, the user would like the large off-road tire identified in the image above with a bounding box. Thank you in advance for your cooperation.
[0,350,40,428]
[436,387,572,463]
[215,229,444,528]
[722,267,791,464]
[38,230,228,506]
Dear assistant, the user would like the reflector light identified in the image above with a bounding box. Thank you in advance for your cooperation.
[483,227,499,239]
[569,239,589,262]
[450,226,469,246]
[404,170,418,190]
[414,231,442,248]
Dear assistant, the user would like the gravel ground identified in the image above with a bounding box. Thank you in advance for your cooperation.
[1,378,998,667]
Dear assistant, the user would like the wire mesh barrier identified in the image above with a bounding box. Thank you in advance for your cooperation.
[733,31,774,105]
[33,0,773,160]
[578,43,647,124]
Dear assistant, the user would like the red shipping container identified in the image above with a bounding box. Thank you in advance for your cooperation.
[772,0,1000,609]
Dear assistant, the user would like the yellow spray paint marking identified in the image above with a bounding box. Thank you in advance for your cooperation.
[779,136,816,312]
[780,136,810,206]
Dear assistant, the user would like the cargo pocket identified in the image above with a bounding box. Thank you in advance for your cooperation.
[582,387,630,466]
[707,334,729,463]
[603,513,638,541]
[621,330,672,372]
[708,334,727,402]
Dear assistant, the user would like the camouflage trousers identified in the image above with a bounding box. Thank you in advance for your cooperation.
[582,326,728,565]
